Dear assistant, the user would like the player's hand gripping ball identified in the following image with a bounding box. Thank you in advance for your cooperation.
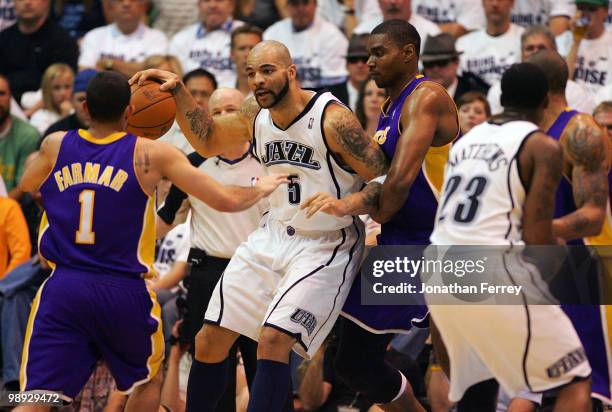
[127,80,176,139]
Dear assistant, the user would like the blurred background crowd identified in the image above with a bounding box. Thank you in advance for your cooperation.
[0,0,611,411]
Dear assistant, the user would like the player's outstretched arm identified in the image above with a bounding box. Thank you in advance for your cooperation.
[554,115,609,241]
[129,69,256,157]
[373,84,454,224]
[300,103,389,218]
[19,132,64,193]
[154,141,288,212]
[520,132,563,245]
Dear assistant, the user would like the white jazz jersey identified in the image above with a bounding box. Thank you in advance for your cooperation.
[428,120,591,402]
[253,92,364,232]
[431,120,538,245]
[204,92,365,358]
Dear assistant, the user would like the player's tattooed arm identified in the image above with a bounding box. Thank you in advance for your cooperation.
[521,132,563,245]
[306,104,388,217]
[325,103,389,179]
[554,117,608,241]
[129,69,253,158]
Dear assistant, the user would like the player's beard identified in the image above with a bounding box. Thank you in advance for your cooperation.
[256,74,290,109]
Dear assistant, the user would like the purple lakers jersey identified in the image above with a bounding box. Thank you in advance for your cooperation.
[547,109,583,246]
[374,75,453,245]
[39,129,155,277]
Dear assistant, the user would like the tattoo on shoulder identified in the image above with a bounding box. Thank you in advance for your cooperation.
[330,108,388,175]
[566,122,606,172]
[239,96,261,121]
[185,106,213,143]
[135,148,151,174]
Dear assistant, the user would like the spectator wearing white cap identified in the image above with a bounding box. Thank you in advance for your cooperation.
[456,0,524,86]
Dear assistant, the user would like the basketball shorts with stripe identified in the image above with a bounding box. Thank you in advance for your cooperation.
[204,217,364,359]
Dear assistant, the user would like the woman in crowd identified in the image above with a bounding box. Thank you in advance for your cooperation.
[356,76,387,139]
[29,63,75,135]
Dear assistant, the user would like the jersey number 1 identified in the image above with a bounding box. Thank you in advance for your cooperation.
[76,189,96,244]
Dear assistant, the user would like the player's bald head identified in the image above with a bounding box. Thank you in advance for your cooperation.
[248,40,293,67]
[526,50,568,95]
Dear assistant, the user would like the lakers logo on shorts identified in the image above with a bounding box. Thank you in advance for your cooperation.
[374,126,390,145]
[290,308,317,336]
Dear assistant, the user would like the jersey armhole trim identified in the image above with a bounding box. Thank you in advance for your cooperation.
[320,100,357,175]
[515,129,541,193]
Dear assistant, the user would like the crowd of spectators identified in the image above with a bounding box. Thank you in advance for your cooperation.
[0,0,611,410]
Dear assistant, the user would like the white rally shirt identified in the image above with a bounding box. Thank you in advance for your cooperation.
[79,23,168,67]
[456,23,524,86]
[169,19,244,88]
[511,0,575,27]
[353,13,442,53]
[264,16,348,89]
[412,0,485,31]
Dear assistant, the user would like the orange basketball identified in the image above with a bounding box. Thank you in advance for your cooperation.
[127,80,176,139]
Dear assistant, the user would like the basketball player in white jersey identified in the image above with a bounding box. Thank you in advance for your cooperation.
[131,40,389,412]
[429,63,592,411]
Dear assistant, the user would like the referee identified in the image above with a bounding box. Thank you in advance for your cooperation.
[157,88,267,412]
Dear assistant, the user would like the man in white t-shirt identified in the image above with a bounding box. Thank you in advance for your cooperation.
[317,0,382,34]
[78,0,168,78]
[511,0,575,34]
[412,0,485,37]
[565,0,612,97]
[151,0,199,38]
[353,0,441,51]
[169,0,243,88]
[487,25,595,114]
[456,0,524,86]
[264,0,349,102]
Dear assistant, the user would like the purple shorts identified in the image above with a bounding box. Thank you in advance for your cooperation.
[20,267,164,400]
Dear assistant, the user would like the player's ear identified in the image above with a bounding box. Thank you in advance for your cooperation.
[124,104,134,119]
[288,64,298,81]
[83,100,91,118]
[402,43,417,64]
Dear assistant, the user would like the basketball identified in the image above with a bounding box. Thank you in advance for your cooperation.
[127,80,176,139]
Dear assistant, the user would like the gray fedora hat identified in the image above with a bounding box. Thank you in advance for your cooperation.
[421,33,463,63]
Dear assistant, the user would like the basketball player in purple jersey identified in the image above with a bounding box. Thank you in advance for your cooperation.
[303,20,459,412]
[528,50,612,407]
[15,72,287,411]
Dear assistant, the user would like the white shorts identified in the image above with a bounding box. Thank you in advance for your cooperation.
[429,304,591,402]
[204,216,364,358]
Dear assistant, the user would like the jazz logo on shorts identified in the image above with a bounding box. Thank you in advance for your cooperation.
[290,308,317,336]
